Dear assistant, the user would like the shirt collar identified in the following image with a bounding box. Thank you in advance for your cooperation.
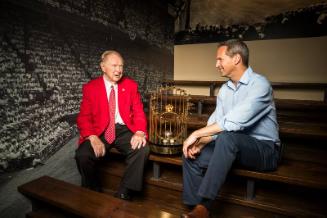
[103,75,117,88]
[239,67,253,85]
[227,67,253,89]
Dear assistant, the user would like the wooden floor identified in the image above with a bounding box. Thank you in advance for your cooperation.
[102,188,284,218]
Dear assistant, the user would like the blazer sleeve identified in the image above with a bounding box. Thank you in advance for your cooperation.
[130,83,148,136]
[76,84,95,139]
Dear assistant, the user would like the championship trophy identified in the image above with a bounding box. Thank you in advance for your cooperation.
[149,85,189,155]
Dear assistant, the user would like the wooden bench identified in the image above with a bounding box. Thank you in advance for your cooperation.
[103,150,327,217]
[148,153,327,200]
[146,91,327,140]
[187,95,327,122]
[174,93,327,142]
[18,175,178,218]
[123,81,327,216]
[186,114,327,141]
[159,81,327,135]
[165,80,327,101]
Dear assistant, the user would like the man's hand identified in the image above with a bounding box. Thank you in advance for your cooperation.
[187,136,212,159]
[183,133,199,158]
[131,131,147,150]
[183,135,212,159]
[88,135,106,158]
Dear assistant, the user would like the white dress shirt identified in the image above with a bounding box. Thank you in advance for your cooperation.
[103,76,125,125]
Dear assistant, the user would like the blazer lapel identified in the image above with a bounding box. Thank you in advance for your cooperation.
[117,81,126,110]
[98,77,109,118]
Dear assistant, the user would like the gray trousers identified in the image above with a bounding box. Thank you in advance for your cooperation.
[182,131,279,205]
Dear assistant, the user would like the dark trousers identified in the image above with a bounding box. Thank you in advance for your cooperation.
[75,124,150,192]
[182,131,279,205]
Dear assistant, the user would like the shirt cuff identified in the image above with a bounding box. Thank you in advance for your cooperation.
[217,120,226,131]
[135,131,146,138]
[218,118,242,131]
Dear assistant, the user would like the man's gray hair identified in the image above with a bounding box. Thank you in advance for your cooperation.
[101,50,124,63]
[218,39,249,67]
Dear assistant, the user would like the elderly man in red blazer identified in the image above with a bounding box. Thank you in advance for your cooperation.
[75,50,149,200]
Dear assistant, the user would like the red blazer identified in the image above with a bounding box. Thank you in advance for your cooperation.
[77,76,147,145]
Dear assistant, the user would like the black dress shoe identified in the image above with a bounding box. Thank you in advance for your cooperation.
[114,192,132,201]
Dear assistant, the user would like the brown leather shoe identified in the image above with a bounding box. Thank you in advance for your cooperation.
[181,204,209,218]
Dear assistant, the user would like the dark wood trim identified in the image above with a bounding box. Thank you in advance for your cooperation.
[164,80,327,100]
[148,153,327,189]
[164,80,327,89]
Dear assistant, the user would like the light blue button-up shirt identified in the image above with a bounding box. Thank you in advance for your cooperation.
[208,67,280,144]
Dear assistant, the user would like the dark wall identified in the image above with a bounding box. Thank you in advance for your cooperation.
[175,3,327,44]
[0,0,174,171]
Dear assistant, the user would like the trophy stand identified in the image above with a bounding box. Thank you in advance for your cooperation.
[149,85,189,155]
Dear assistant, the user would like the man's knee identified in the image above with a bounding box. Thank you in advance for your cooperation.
[216,131,238,152]
[217,131,236,141]
[182,154,191,167]
[135,145,150,158]
[182,154,205,176]
[75,151,94,167]
[75,143,96,167]
[142,145,150,157]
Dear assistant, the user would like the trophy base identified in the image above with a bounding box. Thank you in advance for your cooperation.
[150,143,182,155]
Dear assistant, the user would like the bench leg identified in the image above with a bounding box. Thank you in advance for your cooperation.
[153,162,160,179]
[31,199,44,211]
[197,101,203,115]
[246,179,255,200]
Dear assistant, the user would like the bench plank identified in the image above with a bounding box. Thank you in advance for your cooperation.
[167,80,327,100]
[18,176,138,218]
[18,176,179,218]
[148,154,327,189]
[188,96,327,110]
[186,115,327,140]
[101,154,327,217]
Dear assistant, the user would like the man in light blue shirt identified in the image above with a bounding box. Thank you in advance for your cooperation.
[181,39,280,218]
